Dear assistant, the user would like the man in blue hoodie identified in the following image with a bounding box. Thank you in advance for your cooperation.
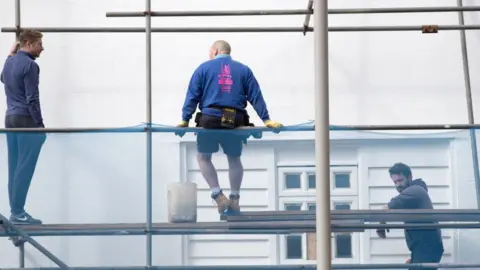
[1,29,46,225]
[177,40,282,214]
[377,163,444,270]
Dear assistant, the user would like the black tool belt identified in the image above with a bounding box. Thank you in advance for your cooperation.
[195,106,254,129]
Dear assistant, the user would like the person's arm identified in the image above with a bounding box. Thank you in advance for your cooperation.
[0,68,4,84]
[24,62,44,127]
[377,187,423,237]
[8,42,19,57]
[376,204,390,238]
[1,43,19,84]
[181,66,203,122]
[244,67,270,122]
[387,185,423,210]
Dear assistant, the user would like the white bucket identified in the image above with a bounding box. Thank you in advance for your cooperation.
[167,182,198,223]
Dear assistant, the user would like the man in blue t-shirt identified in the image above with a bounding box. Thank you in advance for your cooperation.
[177,40,282,214]
[1,29,46,225]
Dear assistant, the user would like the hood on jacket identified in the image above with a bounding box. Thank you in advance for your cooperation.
[410,178,428,191]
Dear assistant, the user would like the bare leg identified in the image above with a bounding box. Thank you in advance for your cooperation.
[197,153,220,194]
[227,156,243,195]
[197,152,230,213]
[227,155,243,212]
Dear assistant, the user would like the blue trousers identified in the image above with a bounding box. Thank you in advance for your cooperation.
[409,244,443,270]
[5,115,46,215]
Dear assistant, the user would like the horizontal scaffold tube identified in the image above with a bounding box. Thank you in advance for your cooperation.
[2,214,480,237]
[221,209,480,222]
[0,220,320,237]
[3,123,480,133]
[3,25,480,33]
[2,262,480,270]
[2,223,479,237]
[0,228,316,237]
[0,127,146,133]
[105,6,480,17]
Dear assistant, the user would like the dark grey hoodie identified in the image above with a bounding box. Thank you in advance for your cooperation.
[387,179,444,253]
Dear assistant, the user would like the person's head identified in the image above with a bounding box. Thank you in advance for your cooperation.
[18,29,44,58]
[388,162,413,193]
[209,40,231,60]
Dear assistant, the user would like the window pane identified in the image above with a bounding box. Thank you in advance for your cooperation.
[334,173,351,188]
[285,173,301,189]
[286,235,303,259]
[333,203,351,210]
[308,173,316,189]
[285,203,302,211]
[335,234,352,258]
[307,203,316,211]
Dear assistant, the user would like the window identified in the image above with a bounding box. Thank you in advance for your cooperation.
[285,203,302,211]
[307,173,316,189]
[331,202,353,259]
[285,173,302,189]
[278,167,357,197]
[334,173,351,188]
[277,166,359,264]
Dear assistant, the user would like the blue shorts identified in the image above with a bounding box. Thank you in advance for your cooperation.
[196,114,244,157]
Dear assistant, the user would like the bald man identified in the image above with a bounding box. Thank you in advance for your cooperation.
[178,40,282,214]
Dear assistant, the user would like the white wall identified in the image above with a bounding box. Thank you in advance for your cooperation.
[183,144,274,266]
[1,0,480,268]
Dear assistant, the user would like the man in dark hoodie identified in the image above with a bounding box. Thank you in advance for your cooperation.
[376,163,444,270]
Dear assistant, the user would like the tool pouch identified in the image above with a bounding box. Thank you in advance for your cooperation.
[194,112,203,127]
[220,108,236,129]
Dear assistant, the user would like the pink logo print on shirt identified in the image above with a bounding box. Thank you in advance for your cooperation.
[218,64,233,93]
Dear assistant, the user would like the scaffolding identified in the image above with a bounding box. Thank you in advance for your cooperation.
[1,0,480,269]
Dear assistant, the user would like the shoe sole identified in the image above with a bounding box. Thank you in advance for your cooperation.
[10,221,42,225]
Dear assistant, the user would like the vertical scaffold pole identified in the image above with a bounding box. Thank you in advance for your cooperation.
[457,0,480,208]
[19,245,25,268]
[145,0,153,267]
[313,0,331,270]
[15,1,25,267]
[15,0,20,39]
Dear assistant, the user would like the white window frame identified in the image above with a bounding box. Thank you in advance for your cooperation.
[330,196,360,264]
[277,166,360,265]
[278,167,316,197]
[278,166,358,197]
[330,166,358,196]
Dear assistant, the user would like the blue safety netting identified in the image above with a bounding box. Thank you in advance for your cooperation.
[0,120,471,135]
[0,122,478,267]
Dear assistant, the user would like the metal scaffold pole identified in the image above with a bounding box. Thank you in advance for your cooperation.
[18,245,24,268]
[302,0,314,35]
[7,123,480,134]
[104,6,480,17]
[14,0,20,39]
[313,0,331,270]
[4,25,480,33]
[14,0,25,268]
[145,0,153,267]
[0,215,69,268]
[456,0,480,208]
